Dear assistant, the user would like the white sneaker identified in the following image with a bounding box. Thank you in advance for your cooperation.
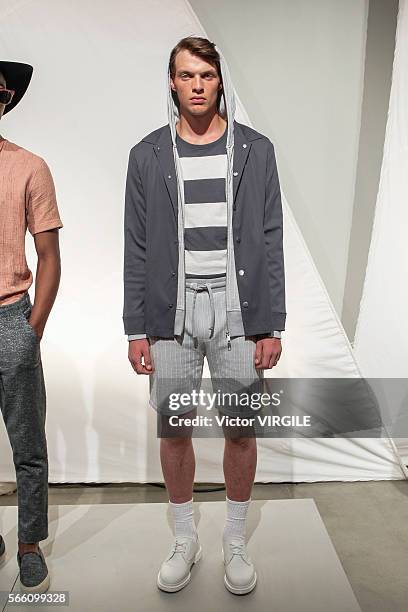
[222,538,257,595]
[157,536,202,592]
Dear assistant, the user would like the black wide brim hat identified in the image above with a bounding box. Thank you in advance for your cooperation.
[0,61,33,114]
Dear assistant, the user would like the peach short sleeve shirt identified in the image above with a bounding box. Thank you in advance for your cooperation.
[0,136,63,305]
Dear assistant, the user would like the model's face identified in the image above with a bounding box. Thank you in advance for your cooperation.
[0,73,6,120]
[170,49,222,118]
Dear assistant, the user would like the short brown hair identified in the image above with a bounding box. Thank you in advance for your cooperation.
[169,36,222,110]
[169,36,221,79]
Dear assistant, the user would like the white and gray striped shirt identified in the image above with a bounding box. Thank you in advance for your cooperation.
[176,127,228,278]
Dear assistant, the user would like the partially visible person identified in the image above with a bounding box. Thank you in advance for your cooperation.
[0,61,63,593]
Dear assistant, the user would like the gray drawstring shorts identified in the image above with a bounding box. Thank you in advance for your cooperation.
[148,275,264,417]
[0,292,48,543]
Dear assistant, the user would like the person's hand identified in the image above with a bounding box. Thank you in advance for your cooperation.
[128,338,154,374]
[254,337,282,369]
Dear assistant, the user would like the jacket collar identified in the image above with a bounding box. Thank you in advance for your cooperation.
[147,120,259,219]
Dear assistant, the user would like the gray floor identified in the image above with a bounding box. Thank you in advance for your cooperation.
[1,498,361,612]
[1,480,408,611]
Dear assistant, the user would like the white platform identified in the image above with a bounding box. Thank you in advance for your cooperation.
[0,499,361,611]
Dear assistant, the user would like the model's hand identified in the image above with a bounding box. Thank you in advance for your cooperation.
[128,338,154,374]
[254,338,282,369]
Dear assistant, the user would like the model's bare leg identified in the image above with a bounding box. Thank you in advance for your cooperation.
[223,436,257,500]
[158,411,198,543]
[222,434,257,542]
[157,429,201,593]
[222,435,258,595]
[160,436,195,503]
[18,542,39,555]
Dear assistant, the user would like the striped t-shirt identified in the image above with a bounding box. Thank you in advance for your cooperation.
[176,127,228,278]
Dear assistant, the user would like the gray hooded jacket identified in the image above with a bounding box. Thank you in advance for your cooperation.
[123,42,286,339]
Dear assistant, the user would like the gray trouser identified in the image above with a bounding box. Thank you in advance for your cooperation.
[0,292,48,543]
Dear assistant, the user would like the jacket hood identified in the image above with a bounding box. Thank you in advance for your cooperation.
[166,36,236,150]
[165,36,242,337]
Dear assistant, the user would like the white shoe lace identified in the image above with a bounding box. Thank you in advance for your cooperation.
[171,539,188,556]
[229,540,246,557]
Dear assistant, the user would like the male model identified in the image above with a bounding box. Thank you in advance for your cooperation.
[123,36,286,594]
[0,61,63,592]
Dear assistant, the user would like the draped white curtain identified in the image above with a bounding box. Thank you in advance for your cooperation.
[354,0,408,463]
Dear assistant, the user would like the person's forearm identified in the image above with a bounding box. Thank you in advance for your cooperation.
[30,254,61,335]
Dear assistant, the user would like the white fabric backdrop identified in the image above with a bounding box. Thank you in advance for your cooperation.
[354,0,408,462]
[0,0,405,481]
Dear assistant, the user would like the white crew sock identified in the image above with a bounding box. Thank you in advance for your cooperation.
[169,498,198,540]
[223,496,251,542]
